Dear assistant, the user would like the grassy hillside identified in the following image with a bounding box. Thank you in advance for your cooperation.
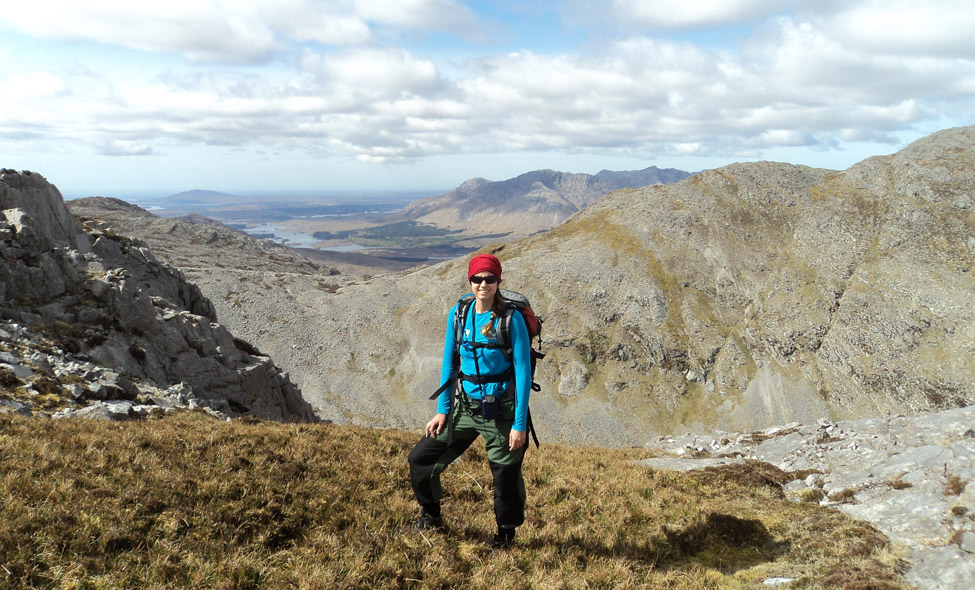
[0,412,908,589]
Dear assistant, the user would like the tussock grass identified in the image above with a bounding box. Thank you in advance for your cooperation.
[0,412,909,589]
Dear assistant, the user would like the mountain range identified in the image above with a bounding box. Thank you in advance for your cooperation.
[390,166,693,240]
[42,126,975,446]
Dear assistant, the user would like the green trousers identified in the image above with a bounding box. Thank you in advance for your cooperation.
[408,394,527,527]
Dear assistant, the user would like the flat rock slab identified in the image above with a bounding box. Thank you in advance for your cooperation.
[643,405,975,590]
[638,457,742,471]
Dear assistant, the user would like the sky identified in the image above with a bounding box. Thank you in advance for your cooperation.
[1,0,973,200]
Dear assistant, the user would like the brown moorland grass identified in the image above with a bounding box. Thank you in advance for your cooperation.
[0,412,909,589]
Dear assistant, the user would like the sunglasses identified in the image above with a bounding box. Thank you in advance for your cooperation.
[470,275,498,285]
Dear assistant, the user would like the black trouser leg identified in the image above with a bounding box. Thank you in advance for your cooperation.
[408,434,475,515]
[489,459,526,528]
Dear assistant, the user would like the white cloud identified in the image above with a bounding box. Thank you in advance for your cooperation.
[0,73,63,103]
[1,0,973,178]
[0,0,284,62]
[456,17,975,158]
[822,0,975,59]
[354,0,479,31]
[597,0,975,64]
[4,20,969,167]
[608,0,789,28]
[753,129,811,147]
[302,47,443,98]
[0,0,484,62]
[269,1,373,47]
[749,18,975,104]
[99,140,155,156]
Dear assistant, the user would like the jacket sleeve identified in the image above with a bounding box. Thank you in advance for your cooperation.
[436,304,459,415]
[509,309,532,432]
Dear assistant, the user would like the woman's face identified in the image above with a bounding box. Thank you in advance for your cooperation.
[470,272,499,307]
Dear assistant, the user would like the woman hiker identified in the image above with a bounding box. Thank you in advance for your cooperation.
[407,254,532,549]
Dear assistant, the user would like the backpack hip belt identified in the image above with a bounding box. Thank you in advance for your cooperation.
[459,370,512,386]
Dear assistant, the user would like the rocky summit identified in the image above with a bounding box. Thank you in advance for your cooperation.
[62,127,975,447]
[0,169,317,422]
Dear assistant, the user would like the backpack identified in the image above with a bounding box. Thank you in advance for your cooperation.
[430,289,544,447]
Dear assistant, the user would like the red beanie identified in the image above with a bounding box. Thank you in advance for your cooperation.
[468,254,502,281]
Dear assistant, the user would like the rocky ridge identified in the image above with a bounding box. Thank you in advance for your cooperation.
[643,404,975,590]
[67,197,335,279]
[0,170,317,422]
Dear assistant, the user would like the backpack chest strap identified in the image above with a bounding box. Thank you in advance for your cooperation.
[463,341,506,350]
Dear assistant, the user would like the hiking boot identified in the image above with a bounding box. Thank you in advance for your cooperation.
[492,527,515,549]
[411,511,443,531]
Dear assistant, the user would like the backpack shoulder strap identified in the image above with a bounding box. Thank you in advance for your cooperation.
[454,295,475,346]
[495,303,516,350]
[429,296,475,402]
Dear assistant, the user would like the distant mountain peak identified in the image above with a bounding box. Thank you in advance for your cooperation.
[396,165,693,238]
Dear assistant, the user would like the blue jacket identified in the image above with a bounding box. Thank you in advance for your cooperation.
[437,302,532,432]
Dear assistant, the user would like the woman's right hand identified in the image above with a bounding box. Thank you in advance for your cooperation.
[425,413,448,437]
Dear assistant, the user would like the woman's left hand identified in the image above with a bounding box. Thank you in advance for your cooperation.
[508,429,527,451]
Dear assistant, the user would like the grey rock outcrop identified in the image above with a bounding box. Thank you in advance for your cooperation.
[0,169,317,422]
[643,404,975,590]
